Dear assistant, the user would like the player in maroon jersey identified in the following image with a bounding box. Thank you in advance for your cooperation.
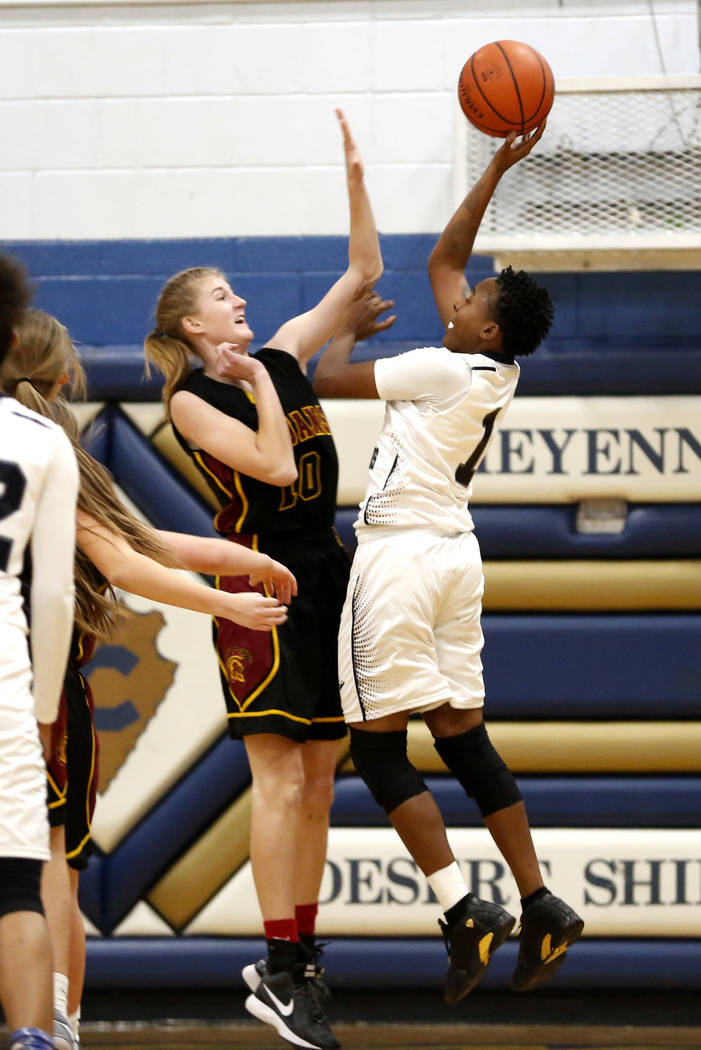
[144,110,392,1050]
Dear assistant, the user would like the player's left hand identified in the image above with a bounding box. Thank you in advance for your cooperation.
[249,558,298,606]
[336,108,365,182]
[225,592,289,630]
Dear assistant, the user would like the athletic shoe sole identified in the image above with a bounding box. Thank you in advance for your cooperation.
[245,992,322,1049]
[444,913,516,1004]
[242,962,263,993]
[512,916,584,992]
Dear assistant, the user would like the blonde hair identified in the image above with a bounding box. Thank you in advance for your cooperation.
[9,309,180,640]
[2,308,86,408]
[144,266,223,407]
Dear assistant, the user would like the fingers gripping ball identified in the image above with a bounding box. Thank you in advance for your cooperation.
[458,40,554,138]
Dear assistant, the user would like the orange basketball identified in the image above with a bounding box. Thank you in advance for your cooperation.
[458,40,554,138]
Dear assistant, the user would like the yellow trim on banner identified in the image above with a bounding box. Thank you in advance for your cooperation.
[147,790,253,931]
[340,721,701,774]
[483,560,701,610]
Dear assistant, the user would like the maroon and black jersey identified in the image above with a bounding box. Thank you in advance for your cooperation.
[173,350,339,542]
[47,625,99,868]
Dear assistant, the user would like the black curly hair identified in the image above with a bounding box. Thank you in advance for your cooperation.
[493,265,554,358]
[0,253,31,368]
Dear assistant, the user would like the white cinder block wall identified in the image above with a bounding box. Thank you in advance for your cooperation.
[0,0,697,240]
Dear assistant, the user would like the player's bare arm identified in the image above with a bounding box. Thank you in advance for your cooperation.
[76,512,288,630]
[313,284,396,399]
[157,530,298,605]
[428,122,546,327]
[171,378,297,488]
[267,109,384,367]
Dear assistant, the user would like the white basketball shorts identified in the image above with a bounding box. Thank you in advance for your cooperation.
[0,625,50,860]
[338,529,485,723]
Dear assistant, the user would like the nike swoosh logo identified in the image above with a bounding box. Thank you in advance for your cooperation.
[265,986,294,1017]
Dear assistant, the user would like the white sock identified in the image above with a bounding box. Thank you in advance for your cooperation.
[427,861,469,915]
[53,971,69,1018]
[69,1007,81,1040]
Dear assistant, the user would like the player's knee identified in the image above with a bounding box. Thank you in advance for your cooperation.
[302,769,335,817]
[434,723,522,818]
[0,858,44,920]
[349,726,427,815]
[252,767,305,812]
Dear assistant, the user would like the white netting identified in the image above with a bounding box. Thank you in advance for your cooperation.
[463,76,701,266]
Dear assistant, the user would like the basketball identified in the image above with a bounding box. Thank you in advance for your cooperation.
[458,40,554,138]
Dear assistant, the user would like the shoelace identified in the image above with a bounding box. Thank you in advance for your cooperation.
[304,939,329,977]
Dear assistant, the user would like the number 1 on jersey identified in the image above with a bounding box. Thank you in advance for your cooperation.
[455,408,501,488]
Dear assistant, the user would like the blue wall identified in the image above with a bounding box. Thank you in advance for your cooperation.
[4,237,701,397]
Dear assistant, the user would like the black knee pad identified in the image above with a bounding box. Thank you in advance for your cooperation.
[0,857,44,919]
[434,723,522,818]
[349,727,428,815]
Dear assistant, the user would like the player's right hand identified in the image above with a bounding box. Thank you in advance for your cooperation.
[215,343,264,383]
[494,120,547,173]
[340,281,396,343]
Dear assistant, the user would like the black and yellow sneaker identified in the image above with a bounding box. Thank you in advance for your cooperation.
[245,967,340,1050]
[512,890,584,991]
[438,894,516,1004]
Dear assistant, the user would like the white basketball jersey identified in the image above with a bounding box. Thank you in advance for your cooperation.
[0,395,77,722]
[355,347,519,539]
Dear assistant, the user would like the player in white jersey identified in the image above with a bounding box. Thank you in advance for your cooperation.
[0,254,79,1050]
[314,125,583,1002]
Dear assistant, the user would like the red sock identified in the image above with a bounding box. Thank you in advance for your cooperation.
[295,902,318,940]
[263,917,299,943]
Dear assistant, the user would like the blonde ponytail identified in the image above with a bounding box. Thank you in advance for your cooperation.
[143,330,194,407]
[2,309,85,405]
[144,266,223,410]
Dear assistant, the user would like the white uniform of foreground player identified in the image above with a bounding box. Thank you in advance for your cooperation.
[0,396,77,859]
[339,346,518,723]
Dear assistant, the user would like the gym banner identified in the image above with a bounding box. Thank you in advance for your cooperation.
[185,827,701,939]
[321,396,701,505]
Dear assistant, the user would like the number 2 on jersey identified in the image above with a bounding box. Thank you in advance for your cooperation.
[0,460,27,571]
[455,408,501,488]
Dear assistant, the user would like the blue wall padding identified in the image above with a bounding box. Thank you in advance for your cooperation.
[6,237,701,394]
[512,349,701,395]
[74,853,104,929]
[330,776,701,828]
[81,343,701,401]
[81,347,163,402]
[83,936,701,990]
[334,503,701,558]
[481,613,701,717]
[92,406,218,539]
[78,735,251,933]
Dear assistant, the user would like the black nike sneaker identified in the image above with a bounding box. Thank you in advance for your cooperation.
[438,893,516,1003]
[512,890,584,991]
[245,968,340,1050]
[242,940,330,998]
